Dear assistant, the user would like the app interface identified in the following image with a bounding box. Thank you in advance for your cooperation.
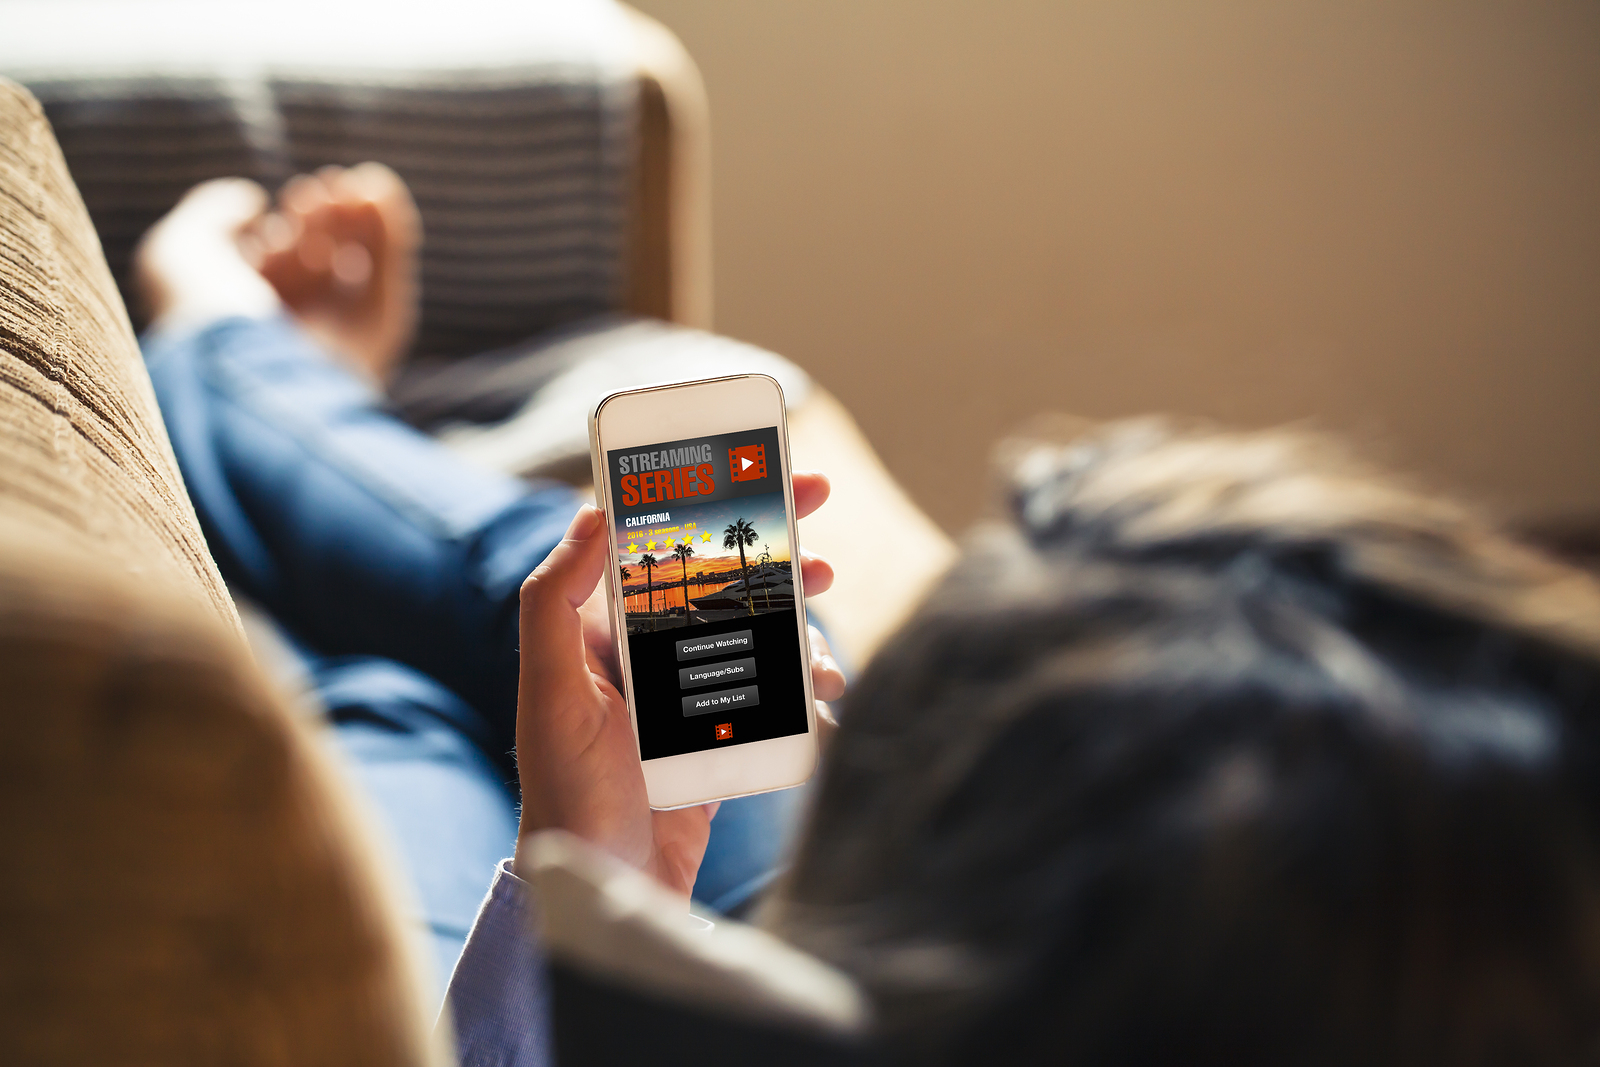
[608,426,809,760]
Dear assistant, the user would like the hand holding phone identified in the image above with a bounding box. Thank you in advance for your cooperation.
[513,461,842,894]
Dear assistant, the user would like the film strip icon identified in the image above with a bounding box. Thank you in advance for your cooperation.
[728,443,767,482]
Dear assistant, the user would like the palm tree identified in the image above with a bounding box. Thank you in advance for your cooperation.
[671,541,696,626]
[619,565,631,611]
[722,518,759,615]
[638,553,658,624]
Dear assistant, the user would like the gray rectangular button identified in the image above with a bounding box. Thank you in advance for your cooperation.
[682,685,760,717]
[676,629,754,661]
[679,656,757,689]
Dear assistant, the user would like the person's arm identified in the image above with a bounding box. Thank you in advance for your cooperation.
[439,473,843,1061]
[439,860,550,1067]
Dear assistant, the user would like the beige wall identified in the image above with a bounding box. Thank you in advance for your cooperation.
[630,0,1600,534]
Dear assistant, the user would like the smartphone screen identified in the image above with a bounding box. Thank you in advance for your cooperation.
[606,425,810,760]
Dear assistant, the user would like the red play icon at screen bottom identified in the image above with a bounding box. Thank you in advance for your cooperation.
[714,722,733,740]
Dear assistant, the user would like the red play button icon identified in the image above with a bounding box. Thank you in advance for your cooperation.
[728,443,766,483]
[715,722,733,740]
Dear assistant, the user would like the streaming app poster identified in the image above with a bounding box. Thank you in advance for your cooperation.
[608,427,793,635]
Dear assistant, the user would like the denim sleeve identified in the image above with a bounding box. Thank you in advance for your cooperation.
[439,859,551,1067]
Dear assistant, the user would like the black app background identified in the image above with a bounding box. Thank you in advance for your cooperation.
[608,425,810,760]
[628,609,809,760]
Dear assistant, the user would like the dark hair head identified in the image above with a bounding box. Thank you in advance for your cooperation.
[767,420,1600,1065]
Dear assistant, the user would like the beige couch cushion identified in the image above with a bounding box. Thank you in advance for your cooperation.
[0,77,236,631]
[0,520,446,1066]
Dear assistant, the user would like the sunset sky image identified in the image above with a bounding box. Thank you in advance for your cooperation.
[615,490,790,614]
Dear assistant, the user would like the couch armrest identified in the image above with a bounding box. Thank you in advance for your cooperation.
[620,4,713,330]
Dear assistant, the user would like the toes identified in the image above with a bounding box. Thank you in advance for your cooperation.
[252,210,306,296]
[280,172,335,221]
[342,162,421,247]
[322,163,422,267]
[278,164,413,281]
[326,197,388,262]
[252,212,296,259]
[275,176,348,282]
[329,242,374,288]
[296,227,337,276]
[277,163,420,268]
[256,162,420,379]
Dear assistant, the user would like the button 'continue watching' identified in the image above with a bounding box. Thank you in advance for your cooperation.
[676,629,753,661]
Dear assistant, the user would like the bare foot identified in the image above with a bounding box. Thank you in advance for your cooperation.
[134,178,282,333]
[248,163,421,385]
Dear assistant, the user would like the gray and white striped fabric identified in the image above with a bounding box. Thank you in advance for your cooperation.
[2,0,638,361]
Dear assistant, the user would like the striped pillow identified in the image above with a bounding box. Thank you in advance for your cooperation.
[3,0,638,361]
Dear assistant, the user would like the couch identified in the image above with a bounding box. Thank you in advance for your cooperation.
[0,65,879,1066]
[0,71,448,1066]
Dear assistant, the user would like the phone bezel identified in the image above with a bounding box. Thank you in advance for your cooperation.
[589,374,818,809]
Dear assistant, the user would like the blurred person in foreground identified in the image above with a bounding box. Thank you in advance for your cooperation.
[131,166,848,983]
[507,417,1600,1063]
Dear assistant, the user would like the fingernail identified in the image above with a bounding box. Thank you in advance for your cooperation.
[818,654,841,677]
[564,504,602,541]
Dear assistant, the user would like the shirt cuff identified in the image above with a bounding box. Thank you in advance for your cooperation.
[438,859,550,1067]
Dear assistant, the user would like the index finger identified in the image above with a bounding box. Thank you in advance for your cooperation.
[793,470,830,521]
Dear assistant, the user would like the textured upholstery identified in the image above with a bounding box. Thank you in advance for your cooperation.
[0,77,446,1066]
[0,520,445,1067]
[0,78,236,630]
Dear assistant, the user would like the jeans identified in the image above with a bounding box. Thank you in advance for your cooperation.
[142,316,801,985]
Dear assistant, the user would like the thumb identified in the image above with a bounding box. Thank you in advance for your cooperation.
[519,505,609,693]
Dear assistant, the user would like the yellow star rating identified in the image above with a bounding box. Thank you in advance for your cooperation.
[626,542,638,554]
[700,531,711,543]
[645,541,656,551]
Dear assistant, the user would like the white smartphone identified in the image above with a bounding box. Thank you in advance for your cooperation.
[589,374,819,809]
